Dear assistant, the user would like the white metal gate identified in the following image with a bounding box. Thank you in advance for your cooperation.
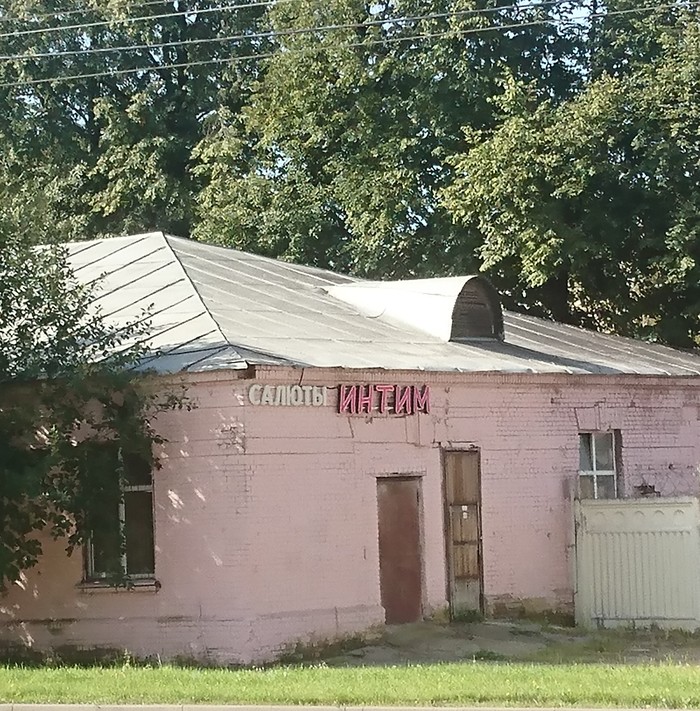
[575,497,700,629]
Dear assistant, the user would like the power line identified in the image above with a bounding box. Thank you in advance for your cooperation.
[0,2,683,87]
[0,0,174,24]
[0,0,572,63]
[0,1,695,89]
[0,0,276,40]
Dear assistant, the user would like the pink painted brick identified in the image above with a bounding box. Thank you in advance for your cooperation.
[1,371,699,662]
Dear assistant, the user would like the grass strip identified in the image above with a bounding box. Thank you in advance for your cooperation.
[2,661,700,707]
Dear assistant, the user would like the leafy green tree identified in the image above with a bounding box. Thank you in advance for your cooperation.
[443,14,700,346]
[2,0,698,347]
[194,0,582,277]
[0,0,268,241]
[0,227,180,589]
[587,0,693,79]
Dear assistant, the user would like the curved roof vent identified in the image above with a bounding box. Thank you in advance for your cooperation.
[327,275,504,342]
[451,277,504,341]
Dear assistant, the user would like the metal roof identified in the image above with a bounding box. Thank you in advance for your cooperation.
[65,232,700,376]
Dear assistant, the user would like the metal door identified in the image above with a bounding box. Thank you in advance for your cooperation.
[377,477,423,624]
[443,450,483,616]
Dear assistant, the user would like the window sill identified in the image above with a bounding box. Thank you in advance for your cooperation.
[77,579,161,594]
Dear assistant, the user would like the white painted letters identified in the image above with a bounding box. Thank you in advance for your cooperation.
[261,385,275,405]
[248,384,262,405]
[248,384,329,407]
[312,387,325,407]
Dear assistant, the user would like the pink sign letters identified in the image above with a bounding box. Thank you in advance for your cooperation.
[338,384,430,416]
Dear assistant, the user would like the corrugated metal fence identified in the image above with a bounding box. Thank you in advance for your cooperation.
[575,497,700,629]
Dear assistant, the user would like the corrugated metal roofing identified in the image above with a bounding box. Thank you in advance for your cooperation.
[65,232,700,376]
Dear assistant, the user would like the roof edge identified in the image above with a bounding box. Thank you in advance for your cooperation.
[161,235,237,357]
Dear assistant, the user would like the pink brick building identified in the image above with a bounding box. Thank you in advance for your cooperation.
[2,233,700,663]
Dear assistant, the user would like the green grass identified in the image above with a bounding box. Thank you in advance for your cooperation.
[2,662,700,707]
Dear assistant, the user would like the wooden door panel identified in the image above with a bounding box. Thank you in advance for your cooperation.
[444,451,483,616]
[450,506,479,542]
[452,543,480,579]
[445,454,480,504]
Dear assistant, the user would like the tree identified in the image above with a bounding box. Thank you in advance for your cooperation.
[0,0,269,241]
[193,0,582,277]
[443,10,700,346]
[586,0,693,79]
[2,0,697,347]
[0,228,182,590]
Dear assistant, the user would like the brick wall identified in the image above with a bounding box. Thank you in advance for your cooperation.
[1,368,699,662]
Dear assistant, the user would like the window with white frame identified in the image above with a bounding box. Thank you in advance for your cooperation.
[578,432,619,499]
[85,446,155,581]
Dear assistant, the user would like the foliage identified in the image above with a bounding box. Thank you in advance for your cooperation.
[0,0,269,241]
[194,0,582,277]
[0,0,699,346]
[443,13,700,345]
[0,228,183,590]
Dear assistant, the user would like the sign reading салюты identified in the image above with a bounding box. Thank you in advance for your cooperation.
[248,384,328,407]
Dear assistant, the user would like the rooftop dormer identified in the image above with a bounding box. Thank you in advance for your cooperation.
[327,275,504,342]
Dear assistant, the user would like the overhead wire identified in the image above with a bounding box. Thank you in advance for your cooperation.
[0,0,695,89]
[0,0,179,24]
[0,0,635,41]
[0,0,573,62]
[0,0,278,39]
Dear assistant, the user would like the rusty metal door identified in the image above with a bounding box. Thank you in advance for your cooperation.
[443,451,483,617]
[377,477,423,624]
